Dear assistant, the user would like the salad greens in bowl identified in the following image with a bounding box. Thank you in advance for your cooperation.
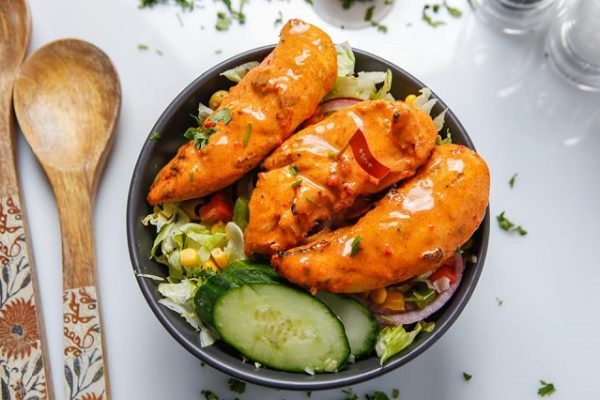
[127,43,489,390]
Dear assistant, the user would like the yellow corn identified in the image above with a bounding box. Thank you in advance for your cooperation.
[202,259,219,272]
[180,248,199,269]
[211,248,229,269]
[369,287,388,305]
[211,221,226,234]
[405,94,417,105]
[209,90,229,110]
[383,290,405,311]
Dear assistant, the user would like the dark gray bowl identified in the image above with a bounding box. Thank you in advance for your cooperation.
[127,45,490,391]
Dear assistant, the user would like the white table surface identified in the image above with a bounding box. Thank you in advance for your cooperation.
[17,0,600,399]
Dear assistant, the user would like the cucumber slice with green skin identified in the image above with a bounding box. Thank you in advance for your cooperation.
[317,292,379,358]
[213,284,350,373]
[195,260,280,332]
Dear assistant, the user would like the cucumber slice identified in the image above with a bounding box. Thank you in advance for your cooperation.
[194,260,280,331]
[213,284,350,373]
[317,292,379,358]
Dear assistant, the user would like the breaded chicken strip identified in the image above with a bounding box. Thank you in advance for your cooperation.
[147,19,337,205]
[244,100,437,255]
[271,144,490,293]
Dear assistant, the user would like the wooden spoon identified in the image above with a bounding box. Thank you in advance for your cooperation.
[13,39,121,400]
[0,1,54,399]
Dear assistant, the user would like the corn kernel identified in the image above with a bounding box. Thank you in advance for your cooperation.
[383,290,405,311]
[211,221,226,234]
[180,248,199,269]
[405,94,417,105]
[369,287,388,305]
[209,90,229,110]
[211,248,229,269]
[202,259,219,272]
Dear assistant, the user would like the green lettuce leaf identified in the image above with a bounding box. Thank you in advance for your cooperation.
[375,321,435,364]
[335,41,356,77]
[220,61,260,83]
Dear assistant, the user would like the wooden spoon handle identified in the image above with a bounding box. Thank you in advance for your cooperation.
[0,193,53,399]
[50,169,110,400]
[63,285,109,400]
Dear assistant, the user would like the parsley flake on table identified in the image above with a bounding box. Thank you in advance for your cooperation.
[496,297,504,306]
[392,388,400,399]
[342,388,358,400]
[509,173,518,188]
[444,0,463,17]
[422,4,446,27]
[137,44,149,51]
[274,10,284,27]
[216,11,232,31]
[463,372,473,381]
[227,378,246,394]
[201,390,220,400]
[365,391,390,400]
[538,380,556,397]
[350,235,362,256]
[496,211,527,236]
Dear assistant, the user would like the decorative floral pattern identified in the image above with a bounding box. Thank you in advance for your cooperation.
[0,196,48,399]
[63,286,106,400]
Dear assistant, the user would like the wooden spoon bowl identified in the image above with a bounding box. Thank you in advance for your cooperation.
[14,39,120,400]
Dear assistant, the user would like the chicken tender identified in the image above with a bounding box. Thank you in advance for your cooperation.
[244,100,437,255]
[271,144,490,293]
[147,19,337,205]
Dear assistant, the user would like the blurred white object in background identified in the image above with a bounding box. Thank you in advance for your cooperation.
[313,0,394,29]
[471,0,560,34]
[546,0,600,91]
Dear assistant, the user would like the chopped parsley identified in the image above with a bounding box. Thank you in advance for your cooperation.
[509,173,518,188]
[139,0,194,11]
[184,126,215,149]
[538,380,556,397]
[444,0,463,17]
[463,372,473,381]
[392,389,400,399]
[137,44,149,51]
[227,378,246,394]
[243,123,252,148]
[365,5,375,21]
[496,211,527,236]
[201,390,220,400]
[422,5,445,27]
[289,165,299,176]
[148,131,161,141]
[274,11,284,27]
[342,388,358,400]
[327,151,339,159]
[216,11,232,31]
[422,1,463,27]
[350,235,362,256]
[365,392,389,400]
[363,4,388,33]
[291,179,303,188]
[496,297,504,306]
[306,391,312,398]
[341,0,371,9]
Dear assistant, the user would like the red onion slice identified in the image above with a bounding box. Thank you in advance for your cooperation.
[373,254,465,326]
[319,97,361,114]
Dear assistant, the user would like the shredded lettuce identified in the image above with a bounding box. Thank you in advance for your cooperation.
[157,278,216,346]
[375,321,435,364]
[142,203,245,281]
[220,61,260,83]
[335,42,355,77]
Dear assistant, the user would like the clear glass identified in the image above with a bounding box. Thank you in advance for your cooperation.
[472,0,559,34]
[312,0,395,30]
[546,0,600,91]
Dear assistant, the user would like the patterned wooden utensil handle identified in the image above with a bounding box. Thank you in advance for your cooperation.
[0,194,52,399]
[63,285,107,400]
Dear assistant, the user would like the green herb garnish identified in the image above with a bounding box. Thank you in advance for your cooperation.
[365,5,375,21]
[274,11,283,27]
[444,0,463,17]
[509,173,518,188]
[422,5,446,27]
[210,108,232,124]
[392,389,400,399]
[342,388,358,400]
[148,131,161,141]
[227,378,246,394]
[289,165,299,176]
[216,11,232,31]
[201,390,220,400]
[137,44,149,51]
[243,123,252,148]
[538,380,556,397]
[365,392,389,400]
[350,235,362,256]
[496,211,527,236]
[463,372,472,381]
[184,126,215,149]
[496,297,504,306]
[291,179,303,188]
